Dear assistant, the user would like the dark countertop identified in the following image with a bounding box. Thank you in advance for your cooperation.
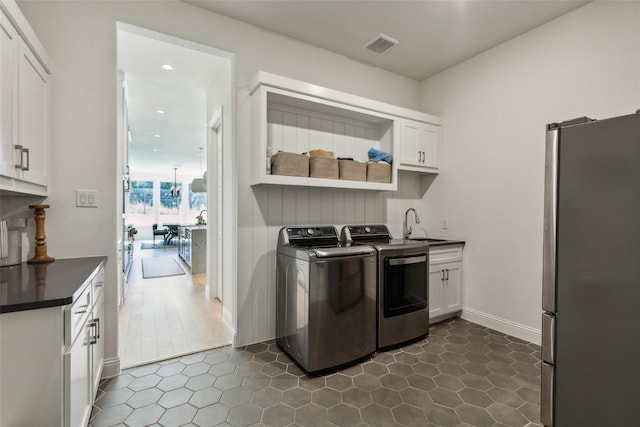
[407,237,465,247]
[428,239,465,247]
[0,256,107,314]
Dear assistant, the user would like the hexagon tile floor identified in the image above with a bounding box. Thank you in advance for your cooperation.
[89,318,542,427]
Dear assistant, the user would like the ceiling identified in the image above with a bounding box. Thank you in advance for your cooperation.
[185,0,588,81]
[117,29,226,176]
[120,1,588,175]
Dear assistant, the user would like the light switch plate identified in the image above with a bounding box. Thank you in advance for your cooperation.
[76,190,98,208]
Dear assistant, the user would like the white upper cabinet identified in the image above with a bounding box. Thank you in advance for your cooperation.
[0,1,50,196]
[399,118,441,173]
[249,71,442,191]
[0,8,18,180]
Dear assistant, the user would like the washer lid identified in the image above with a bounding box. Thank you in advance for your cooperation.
[312,246,375,258]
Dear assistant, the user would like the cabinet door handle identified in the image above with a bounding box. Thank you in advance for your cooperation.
[417,150,421,162]
[88,320,98,344]
[14,145,23,170]
[422,151,425,163]
[23,147,30,171]
[441,270,445,282]
[95,280,104,288]
[94,317,101,339]
[75,304,89,314]
[14,146,30,171]
[445,269,449,281]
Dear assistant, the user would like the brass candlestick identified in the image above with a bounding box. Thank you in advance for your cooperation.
[27,204,55,264]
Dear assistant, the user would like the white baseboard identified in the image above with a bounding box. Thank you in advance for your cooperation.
[222,305,233,330]
[461,307,541,345]
[221,305,238,346]
[101,356,121,379]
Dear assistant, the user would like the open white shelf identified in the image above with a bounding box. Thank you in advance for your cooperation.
[249,71,441,191]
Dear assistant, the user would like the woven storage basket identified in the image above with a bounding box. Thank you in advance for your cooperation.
[271,152,309,177]
[310,157,339,179]
[309,149,334,159]
[339,160,366,181]
[366,162,391,183]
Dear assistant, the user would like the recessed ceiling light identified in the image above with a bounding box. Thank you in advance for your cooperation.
[152,149,158,152]
[154,134,161,138]
[161,64,173,71]
[156,110,165,114]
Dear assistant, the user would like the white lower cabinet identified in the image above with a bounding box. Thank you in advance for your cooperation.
[429,244,463,322]
[0,265,105,427]
[66,272,104,427]
[65,318,92,427]
[91,292,105,395]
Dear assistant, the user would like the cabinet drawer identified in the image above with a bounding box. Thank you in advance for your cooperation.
[65,284,91,346]
[429,245,463,264]
[91,267,105,305]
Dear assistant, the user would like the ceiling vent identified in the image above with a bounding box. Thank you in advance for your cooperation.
[363,33,399,54]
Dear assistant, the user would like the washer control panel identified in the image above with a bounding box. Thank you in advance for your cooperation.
[286,226,338,240]
[344,224,392,240]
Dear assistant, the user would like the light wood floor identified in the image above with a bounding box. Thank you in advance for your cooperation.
[118,243,232,368]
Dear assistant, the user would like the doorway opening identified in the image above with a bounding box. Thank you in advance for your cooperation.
[116,23,234,368]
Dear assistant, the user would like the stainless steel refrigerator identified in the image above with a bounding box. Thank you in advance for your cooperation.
[542,112,640,426]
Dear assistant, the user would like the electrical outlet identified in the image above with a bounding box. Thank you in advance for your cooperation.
[76,190,98,208]
[440,218,448,229]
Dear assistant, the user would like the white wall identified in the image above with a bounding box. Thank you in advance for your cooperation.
[419,1,640,342]
[17,0,423,365]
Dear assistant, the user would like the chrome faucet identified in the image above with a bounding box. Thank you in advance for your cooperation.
[403,208,421,239]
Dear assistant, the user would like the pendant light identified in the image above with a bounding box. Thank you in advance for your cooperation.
[170,167,181,197]
[191,147,206,193]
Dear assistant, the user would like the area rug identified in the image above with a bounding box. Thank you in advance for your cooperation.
[140,241,178,249]
[141,257,185,279]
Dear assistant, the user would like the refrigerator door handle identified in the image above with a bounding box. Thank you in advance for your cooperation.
[541,362,555,426]
[543,127,559,313]
[541,313,555,364]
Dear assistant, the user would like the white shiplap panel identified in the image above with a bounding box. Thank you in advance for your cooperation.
[267,109,284,153]
[282,112,298,153]
[321,120,333,152]
[309,188,322,225]
[282,187,297,226]
[354,191,366,222]
[332,122,345,158]
[267,185,283,337]
[374,192,386,223]
[295,187,310,225]
[364,192,376,224]
[309,117,322,152]
[296,115,310,154]
[355,126,368,161]
[321,189,334,224]
[252,186,270,342]
[343,190,356,225]
[343,124,357,161]
[364,127,377,147]
[333,190,344,226]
